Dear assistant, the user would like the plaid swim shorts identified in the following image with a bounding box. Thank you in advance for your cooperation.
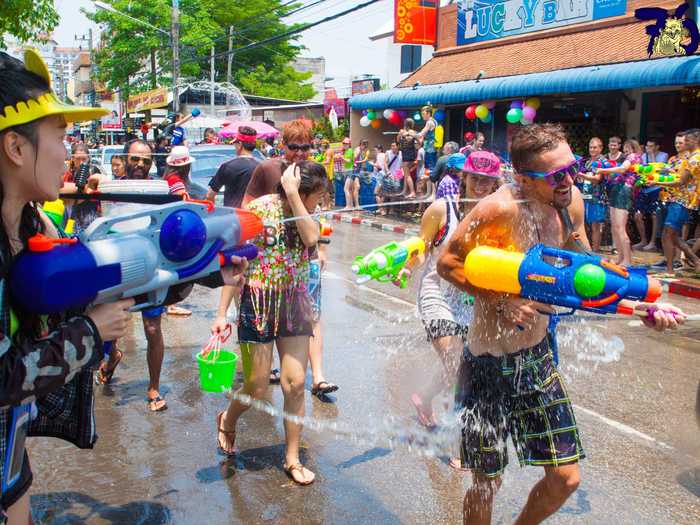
[457,337,585,478]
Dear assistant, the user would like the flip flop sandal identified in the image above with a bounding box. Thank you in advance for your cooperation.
[216,411,238,456]
[269,368,281,384]
[283,463,315,486]
[95,349,123,385]
[311,381,339,396]
[146,396,168,412]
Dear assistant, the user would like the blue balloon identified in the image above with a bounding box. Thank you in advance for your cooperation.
[434,109,445,122]
[480,112,492,123]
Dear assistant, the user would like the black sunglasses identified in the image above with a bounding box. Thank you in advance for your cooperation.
[287,143,311,152]
[129,155,153,165]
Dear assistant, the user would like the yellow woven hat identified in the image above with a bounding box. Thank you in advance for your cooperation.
[0,49,108,132]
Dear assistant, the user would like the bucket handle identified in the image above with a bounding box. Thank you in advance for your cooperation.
[202,324,232,359]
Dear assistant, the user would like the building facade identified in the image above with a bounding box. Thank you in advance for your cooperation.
[292,56,327,101]
[351,1,700,157]
[369,20,433,90]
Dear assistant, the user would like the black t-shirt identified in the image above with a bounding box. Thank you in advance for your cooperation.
[209,156,260,208]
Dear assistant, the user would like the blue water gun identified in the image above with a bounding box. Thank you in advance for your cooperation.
[463,244,662,316]
[9,201,262,314]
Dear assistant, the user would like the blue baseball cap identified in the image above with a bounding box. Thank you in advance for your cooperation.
[446,153,467,170]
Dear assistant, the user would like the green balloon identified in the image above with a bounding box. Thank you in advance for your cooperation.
[573,264,606,298]
[506,108,522,124]
[367,110,376,120]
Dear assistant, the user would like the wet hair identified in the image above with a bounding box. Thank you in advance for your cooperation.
[510,123,567,174]
[0,52,53,337]
[276,160,328,200]
[403,118,415,130]
[282,119,312,145]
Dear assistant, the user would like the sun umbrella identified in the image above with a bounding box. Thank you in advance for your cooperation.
[218,120,280,139]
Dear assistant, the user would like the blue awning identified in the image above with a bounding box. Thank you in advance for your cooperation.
[350,56,700,110]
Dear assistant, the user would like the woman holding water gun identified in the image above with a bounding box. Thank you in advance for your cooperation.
[215,161,326,486]
[0,50,134,524]
[596,139,643,266]
[394,151,501,433]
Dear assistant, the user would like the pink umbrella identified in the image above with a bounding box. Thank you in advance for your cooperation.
[218,120,280,139]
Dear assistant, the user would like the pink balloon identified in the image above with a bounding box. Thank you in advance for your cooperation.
[522,106,536,121]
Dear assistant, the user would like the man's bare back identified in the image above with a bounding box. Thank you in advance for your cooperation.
[438,182,587,356]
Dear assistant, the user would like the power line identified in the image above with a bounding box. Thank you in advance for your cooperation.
[179,0,381,68]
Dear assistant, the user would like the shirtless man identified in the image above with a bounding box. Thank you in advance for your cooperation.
[437,124,684,525]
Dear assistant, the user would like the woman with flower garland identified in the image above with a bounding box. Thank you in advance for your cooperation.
[215,161,327,486]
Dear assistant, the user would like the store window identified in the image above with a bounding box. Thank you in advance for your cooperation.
[400,45,422,74]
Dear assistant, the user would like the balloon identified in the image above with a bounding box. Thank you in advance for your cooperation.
[362,109,368,116]
[360,116,371,127]
[434,109,445,122]
[370,119,381,129]
[506,108,522,123]
[510,100,523,109]
[398,110,408,118]
[525,97,541,110]
[522,106,536,121]
[475,105,489,119]
[520,117,533,126]
[465,105,477,120]
[484,100,496,109]
[413,112,421,121]
[367,110,376,120]
[390,113,403,126]
[383,109,393,119]
[480,112,492,123]
[464,131,475,142]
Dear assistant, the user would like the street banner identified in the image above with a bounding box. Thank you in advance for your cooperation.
[394,0,438,45]
[126,87,168,113]
[457,0,627,46]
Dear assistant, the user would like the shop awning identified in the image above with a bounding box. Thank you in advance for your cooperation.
[350,55,700,110]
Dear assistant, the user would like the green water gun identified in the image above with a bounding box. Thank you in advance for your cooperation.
[351,237,425,288]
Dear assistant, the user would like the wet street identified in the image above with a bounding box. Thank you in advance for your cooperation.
[27,221,700,525]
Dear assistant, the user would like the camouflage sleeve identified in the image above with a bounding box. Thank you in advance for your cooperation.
[0,315,103,408]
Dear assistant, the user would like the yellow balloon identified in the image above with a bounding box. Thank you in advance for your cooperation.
[525,97,541,110]
[475,105,489,119]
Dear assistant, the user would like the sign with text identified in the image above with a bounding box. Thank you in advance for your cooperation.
[126,87,168,113]
[351,78,381,96]
[394,0,438,45]
[457,0,627,45]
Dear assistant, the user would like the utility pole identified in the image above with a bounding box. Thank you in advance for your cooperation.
[226,25,233,84]
[210,45,215,116]
[172,0,180,113]
[150,49,157,88]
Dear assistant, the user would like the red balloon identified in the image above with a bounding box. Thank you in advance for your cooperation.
[390,113,403,126]
[465,105,477,120]
[464,131,475,142]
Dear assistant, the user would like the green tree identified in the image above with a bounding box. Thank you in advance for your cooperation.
[0,0,60,49]
[85,0,314,100]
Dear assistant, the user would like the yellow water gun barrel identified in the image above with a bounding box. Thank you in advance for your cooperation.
[463,245,524,294]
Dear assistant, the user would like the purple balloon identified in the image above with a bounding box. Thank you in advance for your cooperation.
[362,110,368,116]
[510,100,523,109]
[522,106,536,121]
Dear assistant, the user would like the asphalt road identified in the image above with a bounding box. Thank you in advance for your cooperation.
[26,221,700,524]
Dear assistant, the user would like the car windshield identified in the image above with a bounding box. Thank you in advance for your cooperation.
[190,149,236,181]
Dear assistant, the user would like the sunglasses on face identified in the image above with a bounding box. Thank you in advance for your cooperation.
[129,155,153,165]
[522,157,582,187]
[287,143,311,152]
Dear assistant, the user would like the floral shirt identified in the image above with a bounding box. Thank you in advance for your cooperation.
[246,194,310,291]
[677,149,700,210]
[579,155,607,203]
[610,153,641,187]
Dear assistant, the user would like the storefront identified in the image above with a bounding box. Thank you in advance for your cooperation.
[350,1,700,157]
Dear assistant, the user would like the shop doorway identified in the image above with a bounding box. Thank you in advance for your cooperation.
[641,89,700,154]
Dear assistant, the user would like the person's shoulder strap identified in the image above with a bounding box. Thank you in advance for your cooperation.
[558,206,591,254]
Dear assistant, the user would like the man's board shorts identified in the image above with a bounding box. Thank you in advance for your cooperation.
[422,319,468,342]
[142,306,165,319]
[237,286,314,344]
[455,337,585,478]
[308,260,322,322]
[635,187,661,214]
[425,151,438,171]
[663,202,690,232]
[584,200,606,224]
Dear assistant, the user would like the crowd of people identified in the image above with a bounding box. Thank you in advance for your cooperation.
[0,48,693,525]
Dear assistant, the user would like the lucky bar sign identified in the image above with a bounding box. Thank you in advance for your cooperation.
[457,0,627,45]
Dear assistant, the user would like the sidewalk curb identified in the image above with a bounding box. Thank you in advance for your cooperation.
[329,213,700,301]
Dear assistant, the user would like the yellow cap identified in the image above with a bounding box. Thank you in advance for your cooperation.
[0,49,108,132]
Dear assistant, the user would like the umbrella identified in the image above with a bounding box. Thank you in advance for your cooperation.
[218,120,280,139]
